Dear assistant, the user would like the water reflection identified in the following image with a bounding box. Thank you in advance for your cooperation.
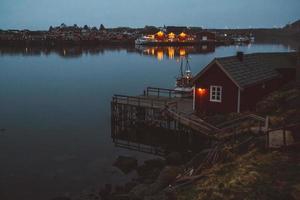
[135,44,215,60]
[0,45,136,58]
[0,44,215,60]
[111,125,210,156]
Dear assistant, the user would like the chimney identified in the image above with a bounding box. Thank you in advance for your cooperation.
[237,51,244,62]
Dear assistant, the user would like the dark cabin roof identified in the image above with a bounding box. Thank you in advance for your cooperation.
[193,52,297,89]
[165,26,188,34]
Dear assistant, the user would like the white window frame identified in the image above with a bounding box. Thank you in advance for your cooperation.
[202,36,208,41]
[210,85,222,103]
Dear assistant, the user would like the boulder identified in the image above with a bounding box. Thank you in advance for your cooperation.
[130,166,181,199]
[113,156,138,174]
[144,158,165,169]
[291,184,300,200]
[129,183,150,199]
[99,184,112,198]
[137,158,165,180]
[151,166,181,191]
[165,152,183,166]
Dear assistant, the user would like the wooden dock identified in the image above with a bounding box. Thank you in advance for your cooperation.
[111,87,267,143]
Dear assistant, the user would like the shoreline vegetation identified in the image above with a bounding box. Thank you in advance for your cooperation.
[1,20,299,47]
[52,81,300,200]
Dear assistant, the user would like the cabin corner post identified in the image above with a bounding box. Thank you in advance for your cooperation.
[237,87,241,113]
[193,85,196,111]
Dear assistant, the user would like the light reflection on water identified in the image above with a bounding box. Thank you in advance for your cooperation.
[0,43,292,200]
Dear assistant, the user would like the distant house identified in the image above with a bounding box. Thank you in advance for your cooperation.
[26,31,46,41]
[197,31,216,42]
[192,52,299,114]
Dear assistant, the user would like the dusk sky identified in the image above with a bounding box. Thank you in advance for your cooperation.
[1,0,300,30]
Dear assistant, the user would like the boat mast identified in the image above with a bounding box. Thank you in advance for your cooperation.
[180,57,184,77]
[184,56,192,78]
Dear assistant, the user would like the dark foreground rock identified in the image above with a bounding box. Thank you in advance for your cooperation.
[137,158,165,181]
[129,166,181,199]
[165,152,183,166]
[113,156,138,174]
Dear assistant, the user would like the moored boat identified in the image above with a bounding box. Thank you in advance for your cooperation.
[174,57,193,97]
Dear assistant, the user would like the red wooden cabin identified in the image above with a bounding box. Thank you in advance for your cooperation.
[192,52,299,114]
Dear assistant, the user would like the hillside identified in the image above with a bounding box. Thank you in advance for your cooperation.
[175,82,300,200]
[285,20,300,31]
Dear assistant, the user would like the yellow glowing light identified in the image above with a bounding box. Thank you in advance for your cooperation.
[156,31,164,37]
[179,32,187,38]
[179,48,186,56]
[157,50,164,61]
[168,47,175,59]
[148,35,155,39]
[197,88,206,95]
[168,32,175,39]
[151,48,155,55]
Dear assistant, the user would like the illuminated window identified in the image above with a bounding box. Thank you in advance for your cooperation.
[210,86,222,102]
[202,36,208,41]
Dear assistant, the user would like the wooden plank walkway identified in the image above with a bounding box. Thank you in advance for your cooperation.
[165,108,220,139]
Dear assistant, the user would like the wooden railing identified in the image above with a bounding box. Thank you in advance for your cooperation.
[214,114,266,140]
[166,108,219,139]
[146,87,179,98]
[113,139,165,156]
[112,94,169,108]
[265,122,300,148]
[216,113,265,129]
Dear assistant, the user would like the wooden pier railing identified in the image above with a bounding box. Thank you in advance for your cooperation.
[113,139,165,156]
[214,114,266,140]
[146,87,179,98]
[265,122,300,148]
[165,108,220,140]
[216,113,265,129]
[112,94,170,108]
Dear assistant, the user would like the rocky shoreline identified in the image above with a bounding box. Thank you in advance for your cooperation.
[49,150,204,200]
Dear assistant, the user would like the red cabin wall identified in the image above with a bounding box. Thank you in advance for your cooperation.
[194,63,238,114]
[276,68,296,83]
[240,78,282,111]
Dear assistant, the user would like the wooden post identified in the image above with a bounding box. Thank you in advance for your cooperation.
[283,123,286,147]
[265,116,270,149]
[265,116,269,131]
[167,116,171,129]
[234,127,237,143]
[258,121,262,134]
[266,131,269,149]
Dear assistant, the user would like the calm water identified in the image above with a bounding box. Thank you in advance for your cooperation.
[0,44,292,200]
